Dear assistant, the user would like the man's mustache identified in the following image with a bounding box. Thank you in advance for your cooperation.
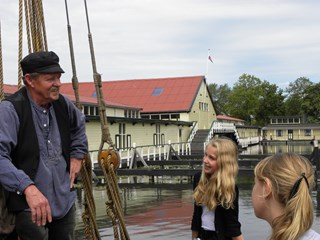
[50,87,60,92]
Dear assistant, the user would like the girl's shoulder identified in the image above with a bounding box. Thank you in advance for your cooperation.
[300,229,320,240]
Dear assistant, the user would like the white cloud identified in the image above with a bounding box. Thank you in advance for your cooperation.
[1,0,319,89]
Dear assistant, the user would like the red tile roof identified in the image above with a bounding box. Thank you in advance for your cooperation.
[3,76,205,113]
[217,115,244,122]
[2,84,19,95]
[2,84,140,110]
[60,76,204,113]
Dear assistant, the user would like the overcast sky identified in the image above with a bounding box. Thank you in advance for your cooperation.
[1,0,320,89]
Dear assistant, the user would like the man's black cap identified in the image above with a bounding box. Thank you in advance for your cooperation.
[20,51,65,75]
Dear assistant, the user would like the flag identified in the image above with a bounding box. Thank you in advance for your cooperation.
[208,49,213,63]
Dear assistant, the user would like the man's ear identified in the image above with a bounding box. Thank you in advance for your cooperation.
[24,74,34,88]
[263,178,272,199]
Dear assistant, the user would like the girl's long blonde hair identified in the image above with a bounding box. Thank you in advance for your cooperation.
[255,153,315,240]
[193,138,239,210]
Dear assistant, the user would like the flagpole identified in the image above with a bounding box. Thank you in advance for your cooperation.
[206,49,210,78]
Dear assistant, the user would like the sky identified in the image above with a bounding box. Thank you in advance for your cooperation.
[1,0,320,90]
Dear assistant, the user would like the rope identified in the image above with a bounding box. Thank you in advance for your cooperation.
[18,0,23,89]
[80,155,100,240]
[84,0,130,239]
[23,0,31,53]
[22,0,47,53]
[101,158,130,240]
[64,0,101,238]
[38,0,48,51]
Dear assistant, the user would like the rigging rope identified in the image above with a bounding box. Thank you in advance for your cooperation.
[64,0,100,239]
[84,0,130,239]
[18,0,48,89]
[18,0,23,89]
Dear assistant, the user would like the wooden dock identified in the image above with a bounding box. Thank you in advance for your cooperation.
[92,153,314,179]
[93,158,258,178]
[115,167,254,177]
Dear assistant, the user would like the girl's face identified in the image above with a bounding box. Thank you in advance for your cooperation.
[203,144,219,175]
[252,177,267,220]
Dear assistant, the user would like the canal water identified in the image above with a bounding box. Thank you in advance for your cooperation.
[74,142,320,240]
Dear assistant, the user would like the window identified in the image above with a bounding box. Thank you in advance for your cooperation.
[89,106,95,116]
[161,134,165,147]
[83,106,89,115]
[305,129,311,136]
[83,105,98,116]
[161,114,170,120]
[276,130,282,137]
[116,123,127,149]
[171,114,180,120]
[126,135,132,148]
[153,124,161,146]
[199,102,209,111]
[152,87,163,96]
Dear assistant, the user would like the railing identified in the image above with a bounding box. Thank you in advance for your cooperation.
[187,121,198,142]
[213,121,236,132]
[238,136,261,148]
[88,141,191,169]
[205,121,215,142]
[203,121,261,149]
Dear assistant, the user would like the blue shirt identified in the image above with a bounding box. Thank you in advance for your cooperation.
[0,92,88,219]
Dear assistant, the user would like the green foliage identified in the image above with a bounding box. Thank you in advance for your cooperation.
[283,77,313,115]
[255,82,285,126]
[301,83,320,123]
[222,74,284,126]
[207,83,231,115]
[208,74,319,126]
[224,74,263,122]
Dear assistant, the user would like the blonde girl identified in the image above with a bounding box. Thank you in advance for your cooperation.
[191,137,243,240]
[252,152,320,240]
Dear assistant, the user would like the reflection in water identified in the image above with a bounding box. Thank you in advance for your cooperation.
[242,142,314,155]
[75,182,320,240]
[75,143,319,239]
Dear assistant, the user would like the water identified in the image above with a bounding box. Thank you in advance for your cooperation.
[74,143,319,239]
[241,141,315,155]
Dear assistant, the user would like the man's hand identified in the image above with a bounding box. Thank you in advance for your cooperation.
[70,158,82,188]
[24,185,52,226]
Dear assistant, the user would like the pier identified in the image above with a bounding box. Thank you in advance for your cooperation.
[92,141,319,182]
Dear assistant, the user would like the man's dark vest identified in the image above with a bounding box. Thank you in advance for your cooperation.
[4,87,71,212]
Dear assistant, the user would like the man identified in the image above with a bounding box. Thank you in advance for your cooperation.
[0,51,88,240]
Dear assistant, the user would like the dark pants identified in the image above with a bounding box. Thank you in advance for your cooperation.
[15,205,76,240]
[199,228,219,240]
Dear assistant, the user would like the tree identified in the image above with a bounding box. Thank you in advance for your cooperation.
[207,83,231,115]
[225,74,263,124]
[283,77,313,115]
[301,83,320,123]
[255,81,285,126]
[224,74,285,126]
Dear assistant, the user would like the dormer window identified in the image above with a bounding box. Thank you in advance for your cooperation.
[152,87,163,96]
